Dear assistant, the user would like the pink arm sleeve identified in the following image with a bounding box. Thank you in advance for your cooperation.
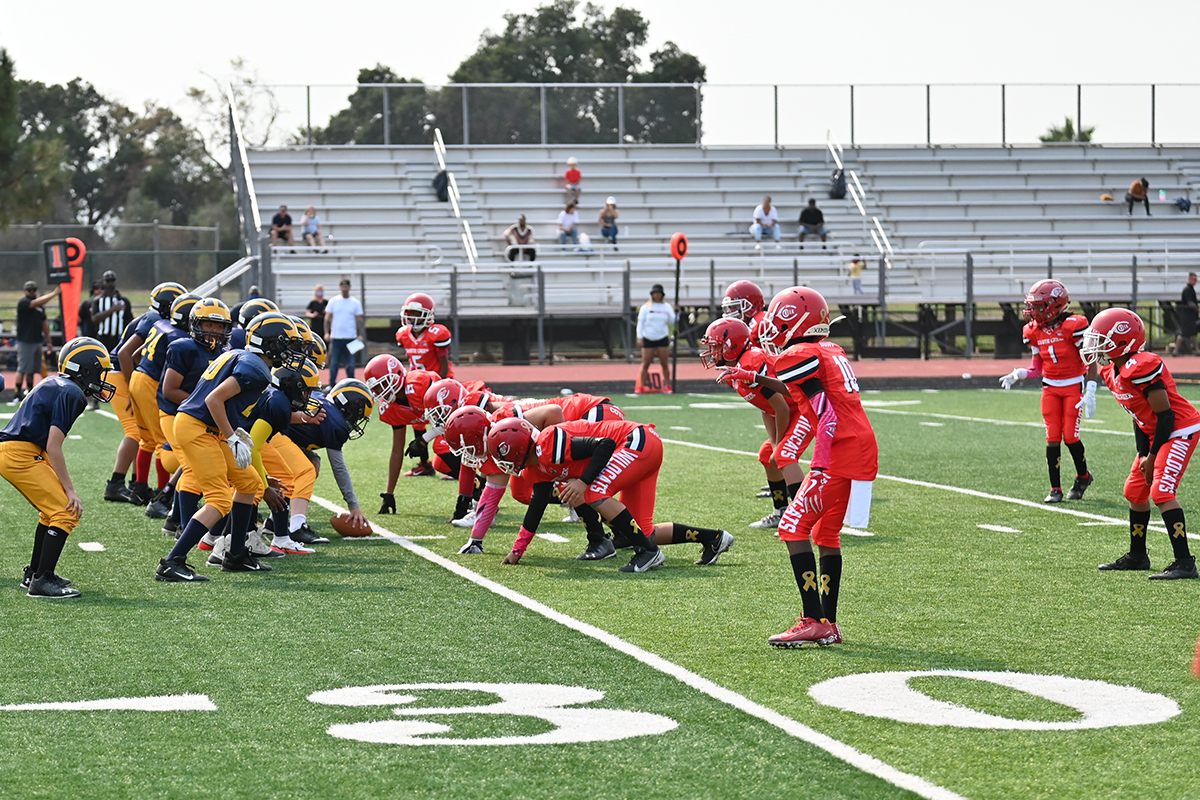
[512,527,536,554]
[1026,353,1043,380]
[470,482,507,540]
[810,391,839,471]
[458,465,476,496]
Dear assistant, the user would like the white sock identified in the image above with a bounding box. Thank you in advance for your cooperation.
[289,514,306,533]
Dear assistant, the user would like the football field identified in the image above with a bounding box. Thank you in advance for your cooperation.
[1,385,1199,799]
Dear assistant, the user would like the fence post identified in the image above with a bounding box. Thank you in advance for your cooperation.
[709,258,716,319]
[774,85,779,148]
[449,268,460,364]
[1047,255,1053,279]
[622,260,632,362]
[694,83,702,146]
[257,236,270,300]
[618,85,625,144]
[540,85,548,145]
[383,86,390,145]
[1001,84,1006,145]
[1076,84,1083,142]
[306,85,312,145]
[215,222,221,279]
[793,257,798,287]
[965,252,975,358]
[877,255,887,347]
[849,85,855,145]
[462,86,470,145]
[1131,255,1138,315]
[1151,84,1156,145]
[926,84,931,145]
[153,219,161,286]
[536,266,546,365]
[359,273,366,319]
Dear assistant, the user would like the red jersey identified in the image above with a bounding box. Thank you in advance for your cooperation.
[530,419,646,483]
[1100,352,1200,437]
[748,311,766,347]
[462,380,509,410]
[773,340,878,481]
[1022,314,1088,383]
[732,347,800,418]
[396,324,453,377]
[493,393,614,422]
[378,369,438,427]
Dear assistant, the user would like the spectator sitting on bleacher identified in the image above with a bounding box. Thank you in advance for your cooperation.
[558,202,580,246]
[751,196,782,249]
[504,215,537,262]
[271,204,295,247]
[1126,178,1151,216]
[564,157,581,203]
[599,197,620,247]
[799,198,830,248]
[300,205,327,251]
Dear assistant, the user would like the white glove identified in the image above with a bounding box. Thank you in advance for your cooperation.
[1076,380,1098,419]
[798,470,830,515]
[999,368,1027,390]
[422,426,445,443]
[227,428,253,469]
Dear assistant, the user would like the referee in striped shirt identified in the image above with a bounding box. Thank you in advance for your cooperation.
[89,270,132,352]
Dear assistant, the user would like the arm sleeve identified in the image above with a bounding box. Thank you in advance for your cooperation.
[802,380,838,471]
[570,437,617,484]
[1025,353,1044,380]
[249,418,273,488]
[1146,384,1176,456]
[470,482,507,539]
[327,448,359,510]
[1134,422,1150,458]
[513,482,555,552]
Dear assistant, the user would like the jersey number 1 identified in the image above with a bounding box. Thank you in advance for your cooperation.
[832,355,861,394]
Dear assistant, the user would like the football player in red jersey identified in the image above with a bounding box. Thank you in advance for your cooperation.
[489,392,625,424]
[487,417,734,572]
[394,292,452,476]
[423,378,510,522]
[723,286,877,647]
[721,280,766,344]
[1083,308,1199,579]
[702,317,813,529]
[363,354,439,512]
[999,280,1098,503]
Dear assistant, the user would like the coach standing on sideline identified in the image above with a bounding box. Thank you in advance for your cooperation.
[89,270,132,354]
[1177,272,1199,356]
[11,281,59,405]
[325,278,365,384]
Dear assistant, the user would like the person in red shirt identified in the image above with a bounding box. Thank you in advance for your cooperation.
[723,286,877,647]
[702,317,813,529]
[999,280,1098,503]
[1083,308,1199,579]
[393,292,452,477]
[564,156,581,203]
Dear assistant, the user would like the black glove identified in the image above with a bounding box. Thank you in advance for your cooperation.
[405,438,428,459]
[378,492,396,514]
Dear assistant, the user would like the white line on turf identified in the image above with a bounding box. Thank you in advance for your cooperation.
[536,533,570,543]
[402,535,447,540]
[77,542,106,551]
[862,407,1132,436]
[306,493,964,800]
[977,525,1021,534]
[94,409,120,421]
[1078,522,1125,526]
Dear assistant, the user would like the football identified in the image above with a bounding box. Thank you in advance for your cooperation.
[330,513,373,538]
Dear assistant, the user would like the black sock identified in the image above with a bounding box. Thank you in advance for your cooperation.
[169,492,182,526]
[271,505,290,540]
[1065,440,1088,478]
[473,476,485,501]
[787,482,803,500]
[453,494,472,519]
[789,550,824,619]
[609,509,655,552]
[177,491,201,529]
[29,523,48,572]
[575,503,607,543]
[36,527,70,579]
[819,553,843,623]
[168,516,214,561]
[1046,445,1062,489]
[768,479,788,509]
[110,471,124,484]
[670,524,720,545]
[1160,507,1192,560]
[228,502,254,556]
[1129,508,1151,556]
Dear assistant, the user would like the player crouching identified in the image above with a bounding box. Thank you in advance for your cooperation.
[0,338,116,598]
[1083,309,1199,579]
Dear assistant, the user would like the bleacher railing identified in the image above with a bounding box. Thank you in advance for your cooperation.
[240,82,1200,148]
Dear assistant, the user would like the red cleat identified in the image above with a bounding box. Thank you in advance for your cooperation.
[404,462,435,477]
[768,617,841,648]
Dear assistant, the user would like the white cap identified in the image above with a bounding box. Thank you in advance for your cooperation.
[566,157,578,166]
[606,196,617,205]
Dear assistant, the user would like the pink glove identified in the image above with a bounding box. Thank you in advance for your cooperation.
[717,366,757,385]
[798,470,830,515]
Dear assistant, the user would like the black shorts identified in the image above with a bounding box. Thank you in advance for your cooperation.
[643,336,670,349]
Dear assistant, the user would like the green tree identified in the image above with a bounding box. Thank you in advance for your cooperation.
[1039,116,1094,143]
[137,105,227,225]
[0,49,68,226]
[308,65,435,145]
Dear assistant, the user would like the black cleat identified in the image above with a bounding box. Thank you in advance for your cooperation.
[1066,473,1094,501]
[1099,552,1152,571]
[127,481,154,506]
[290,523,329,545]
[20,566,70,590]
[1044,489,1064,504]
[379,493,396,514]
[1150,556,1198,580]
[161,518,181,538]
[611,530,637,551]
[156,556,209,582]
[695,530,735,566]
[145,489,173,520]
[457,539,485,555]
[576,537,616,561]
[27,575,80,599]
[221,551,273,572]
[104,478,134,503]
[618,548,666,573]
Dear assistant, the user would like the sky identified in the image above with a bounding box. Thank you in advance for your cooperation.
[6,0,1200,146]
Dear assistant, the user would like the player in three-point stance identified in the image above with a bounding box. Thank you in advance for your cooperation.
[0,337,116,598]
[1083,308,1199,579]
[724,287,878,647]
[999,280,1097,503]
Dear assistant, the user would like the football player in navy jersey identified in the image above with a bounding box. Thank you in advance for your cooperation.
[0,338,115,598]
[105,282,185,504]
[156,313,305,582]
[229,298,278,352]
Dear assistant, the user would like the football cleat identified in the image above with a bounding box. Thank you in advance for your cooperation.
[768,617,841,648]
[562,506,582,524]
[451,495,474,523]
[162,518,181,538]
[451,509,478,529]
[221,551,273,572]
[206,535,228,567]
[27,576,81,599]
[1098,551,1152,571]
[127,481,154,506]
[21,567,70,590]
[197,532,220,551]
[457,539,485,555]
[104,478,134,503]
[1044,489,1064,504]
[750,509,783,529]
[289,523,329,545]
[155,556,209,583]
[576,537,616,561]
[696,530,735,566]
[404,462,435,477]
[270,536,315,555]
[246,525,277,558]
[756,486,771,498]
[145,489,173,520]
[1066,473,1094,501]
[1149,556,1199,580]
[618,548,666,573]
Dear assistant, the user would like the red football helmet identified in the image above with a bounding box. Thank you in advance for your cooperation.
[424,378,466,428]
[487,417,537,476]
[1024,279,1070,325]
[444,406,492,469]
[363,354,407,405]
[759,287,832,355]
[701,318,753,368]
[721,280,765,324]
[401,292,435,332]
[1081,308,1145,365]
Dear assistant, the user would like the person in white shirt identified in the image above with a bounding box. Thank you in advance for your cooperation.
[637,283,677,392]
[750,195,782,247]
[558,201,580,246]
[324,278,365,383]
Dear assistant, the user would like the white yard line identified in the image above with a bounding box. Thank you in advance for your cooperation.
[863,407,1132,436]
[307,494,965,800]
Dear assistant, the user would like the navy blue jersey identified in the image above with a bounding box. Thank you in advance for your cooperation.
[229,328,247,350]
[158,338,219,415]
[252,386,294,442]
[177,350,271,430]
[0,376,87,450]
[283,394,351,452]
[111,311,160,361]
[136,319,187,381]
